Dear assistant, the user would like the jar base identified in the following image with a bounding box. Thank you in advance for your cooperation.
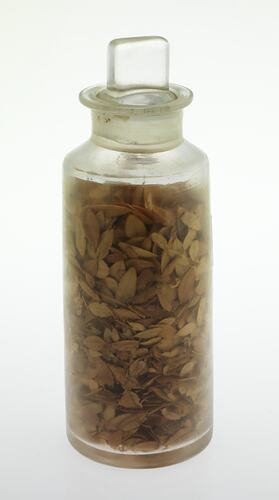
[67,427,213,468]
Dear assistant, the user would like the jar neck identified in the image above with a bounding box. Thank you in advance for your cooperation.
[91,110,183,153]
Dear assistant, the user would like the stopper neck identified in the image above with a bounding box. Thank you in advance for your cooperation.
[91,109,183,153]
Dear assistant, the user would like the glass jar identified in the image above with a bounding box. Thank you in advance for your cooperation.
[63,36,213,468]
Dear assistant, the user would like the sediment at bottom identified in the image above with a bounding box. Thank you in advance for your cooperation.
[67,427,213,468]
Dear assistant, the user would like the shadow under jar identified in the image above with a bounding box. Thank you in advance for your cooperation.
[63,36,213,468]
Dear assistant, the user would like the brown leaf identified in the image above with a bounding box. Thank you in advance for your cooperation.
[89,302,112,318]
[103,405,116,421]
[183,229,197,250]
[114,308,142,320]
[151,232,168,250]
[175,256,190,277]
[95,359,114,386]
[177,322,197,337]
[97,229,114,259]
[189,240,200,262]
[106,413,146,432]
[120,243,156,259]
[111,340,139,352]
[79,280,100,301]
[128,322,145,332]
[83,208,100,250]
[195,256,209,277]
[125,214,147,238]
[180,360,196,376]
[161,408,182,421]
[84,259,98,276]
[129,359,147,376]
[96,259,109,278]
[132,288,157,305]
[103,277,118,294]
[84,335,106,351]
[91,204,131,217]
[178,268,196,304]
[181,210,201,231]
[135,328,162,340]
[109,364,127,385]
[126,259,155,271]
[119,391,142,408]
[165,424,192,446]
[132,441,159,452]
[157,285,176,312]
[116,267,137,302]
[74,217,86,256]
[110,260,126,280]
[197,297,207,325]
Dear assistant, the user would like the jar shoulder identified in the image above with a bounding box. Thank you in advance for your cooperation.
[63,139,209,185]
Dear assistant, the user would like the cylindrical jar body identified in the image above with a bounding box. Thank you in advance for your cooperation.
[63,114,212,467]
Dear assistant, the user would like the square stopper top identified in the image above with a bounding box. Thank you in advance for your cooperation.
[107,36,169,91]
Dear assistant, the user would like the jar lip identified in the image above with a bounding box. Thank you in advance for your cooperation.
[79,84,193,115]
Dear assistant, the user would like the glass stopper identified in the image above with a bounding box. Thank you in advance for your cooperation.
[107,36,169,91]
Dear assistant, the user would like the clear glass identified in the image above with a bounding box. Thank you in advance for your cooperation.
[63,134,212,468]
[63,36,212,468]
[107,36,169,91]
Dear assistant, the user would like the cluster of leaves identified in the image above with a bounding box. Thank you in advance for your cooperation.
[64,179,212,453]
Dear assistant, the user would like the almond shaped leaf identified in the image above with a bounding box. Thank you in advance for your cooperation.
[125,214,147,238]
[83,208,100,250]
[116,267,137,302]
[89,302,112,318]
[97,229,114,260]
[178,268,196,304]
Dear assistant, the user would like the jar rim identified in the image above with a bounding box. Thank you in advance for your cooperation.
[79,84,193,116]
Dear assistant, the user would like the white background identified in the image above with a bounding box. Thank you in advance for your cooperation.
[1,0,279,498]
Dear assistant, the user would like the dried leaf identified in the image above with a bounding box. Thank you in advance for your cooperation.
[161,408,182,421]
[132,441,159,452]
[120,243,156,259]
[95,359,114,386]
[189,240,200,262]
[96,259,109,278]
[129,359,147,376]
[181,210,201,231]
[97,229,114,259]
[103,405,116,421]
[165,424,192,446]
[125,214,147,238]
[135,328,162,340]
[83,208,100,250]
[151,232,168,250]
[161,250,170,273]
[178,268,196,304]
[114,308,142,320]
[84,259,98,276]
[197,297,207,326]
[119,391,142,408]
[177,322,197,337]
[109,364,127,385]
[89,302,112,318]
[79,280,100,301]
[111,340,139,352]
[180,360,196,376]
[103,277,118,294]
[91,204,131,217]
[183,229,197,250]
[157,285,176,312]
[110,260,126,280]
[116,267,137,302]
[84,335,106,352]
[75,218,86,256]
